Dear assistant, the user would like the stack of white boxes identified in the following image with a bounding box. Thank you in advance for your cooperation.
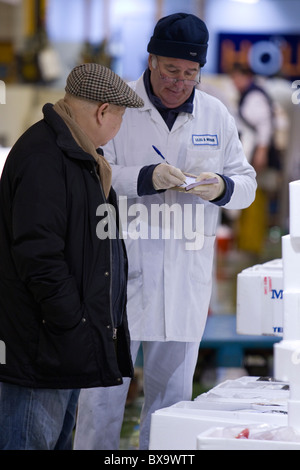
[236,259,283,337]
[149,376,289,450]
[149,258,297,449]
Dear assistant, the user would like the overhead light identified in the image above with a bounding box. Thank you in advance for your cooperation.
[231,0,260,4]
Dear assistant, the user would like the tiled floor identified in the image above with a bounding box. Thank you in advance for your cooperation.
[120,376,207,450]
[120,396,142,450]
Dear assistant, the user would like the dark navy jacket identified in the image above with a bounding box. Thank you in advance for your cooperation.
[0,103,133,389]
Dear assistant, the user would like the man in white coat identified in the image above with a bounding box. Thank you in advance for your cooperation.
[74,13,256,450]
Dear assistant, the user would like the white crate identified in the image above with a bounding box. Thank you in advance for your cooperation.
[149,377,288,450]
[197,424,300,450]
[236,259,283,336]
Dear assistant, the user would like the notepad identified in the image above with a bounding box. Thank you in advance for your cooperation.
[181,176,218,191]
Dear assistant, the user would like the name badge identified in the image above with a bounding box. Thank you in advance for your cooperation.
[192,134,218,146]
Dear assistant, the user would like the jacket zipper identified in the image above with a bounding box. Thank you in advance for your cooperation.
[91,164,117,341]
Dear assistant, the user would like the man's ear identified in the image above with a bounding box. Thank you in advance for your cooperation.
[148,54,155,71]
[96,102,109,124]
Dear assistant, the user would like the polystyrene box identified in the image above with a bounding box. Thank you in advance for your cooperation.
[197,425,300,450]
[236,259,283,336]
[149,406,287,450]
[149,377,288,450]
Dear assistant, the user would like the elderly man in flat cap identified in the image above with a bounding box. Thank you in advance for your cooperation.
[75,13,257,450]
[0,63,143,450]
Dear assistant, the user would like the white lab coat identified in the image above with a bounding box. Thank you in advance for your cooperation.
[103,75,256,342]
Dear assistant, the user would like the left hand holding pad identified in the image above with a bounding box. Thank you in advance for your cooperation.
[191,172,225,200]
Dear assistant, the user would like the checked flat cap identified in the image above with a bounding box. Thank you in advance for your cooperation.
[65,63,144,108]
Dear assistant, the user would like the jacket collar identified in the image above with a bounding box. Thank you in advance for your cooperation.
[142,68,194,131]
[143,67,194,114]
[132,74,196,134]
[43,103,98,162]
[133,73,197,119]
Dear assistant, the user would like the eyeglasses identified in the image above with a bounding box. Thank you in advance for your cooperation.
[155,59,200,87]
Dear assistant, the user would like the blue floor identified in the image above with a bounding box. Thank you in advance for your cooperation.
[201,313,281,368]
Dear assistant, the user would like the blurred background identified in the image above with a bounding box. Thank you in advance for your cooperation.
[0,0,299,448]
[0,0,299,208]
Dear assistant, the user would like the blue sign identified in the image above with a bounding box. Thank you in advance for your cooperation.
[217,32,300,80]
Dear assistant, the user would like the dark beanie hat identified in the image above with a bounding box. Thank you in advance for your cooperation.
[147,13,209,67]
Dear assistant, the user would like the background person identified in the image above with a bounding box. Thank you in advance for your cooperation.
[230,63,282,258]
[74,13,257,450]
[0,63,144,450]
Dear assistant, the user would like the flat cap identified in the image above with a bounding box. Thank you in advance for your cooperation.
[65,63,144,108]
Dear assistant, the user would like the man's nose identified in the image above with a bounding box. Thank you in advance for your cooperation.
[172,78,185,89]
